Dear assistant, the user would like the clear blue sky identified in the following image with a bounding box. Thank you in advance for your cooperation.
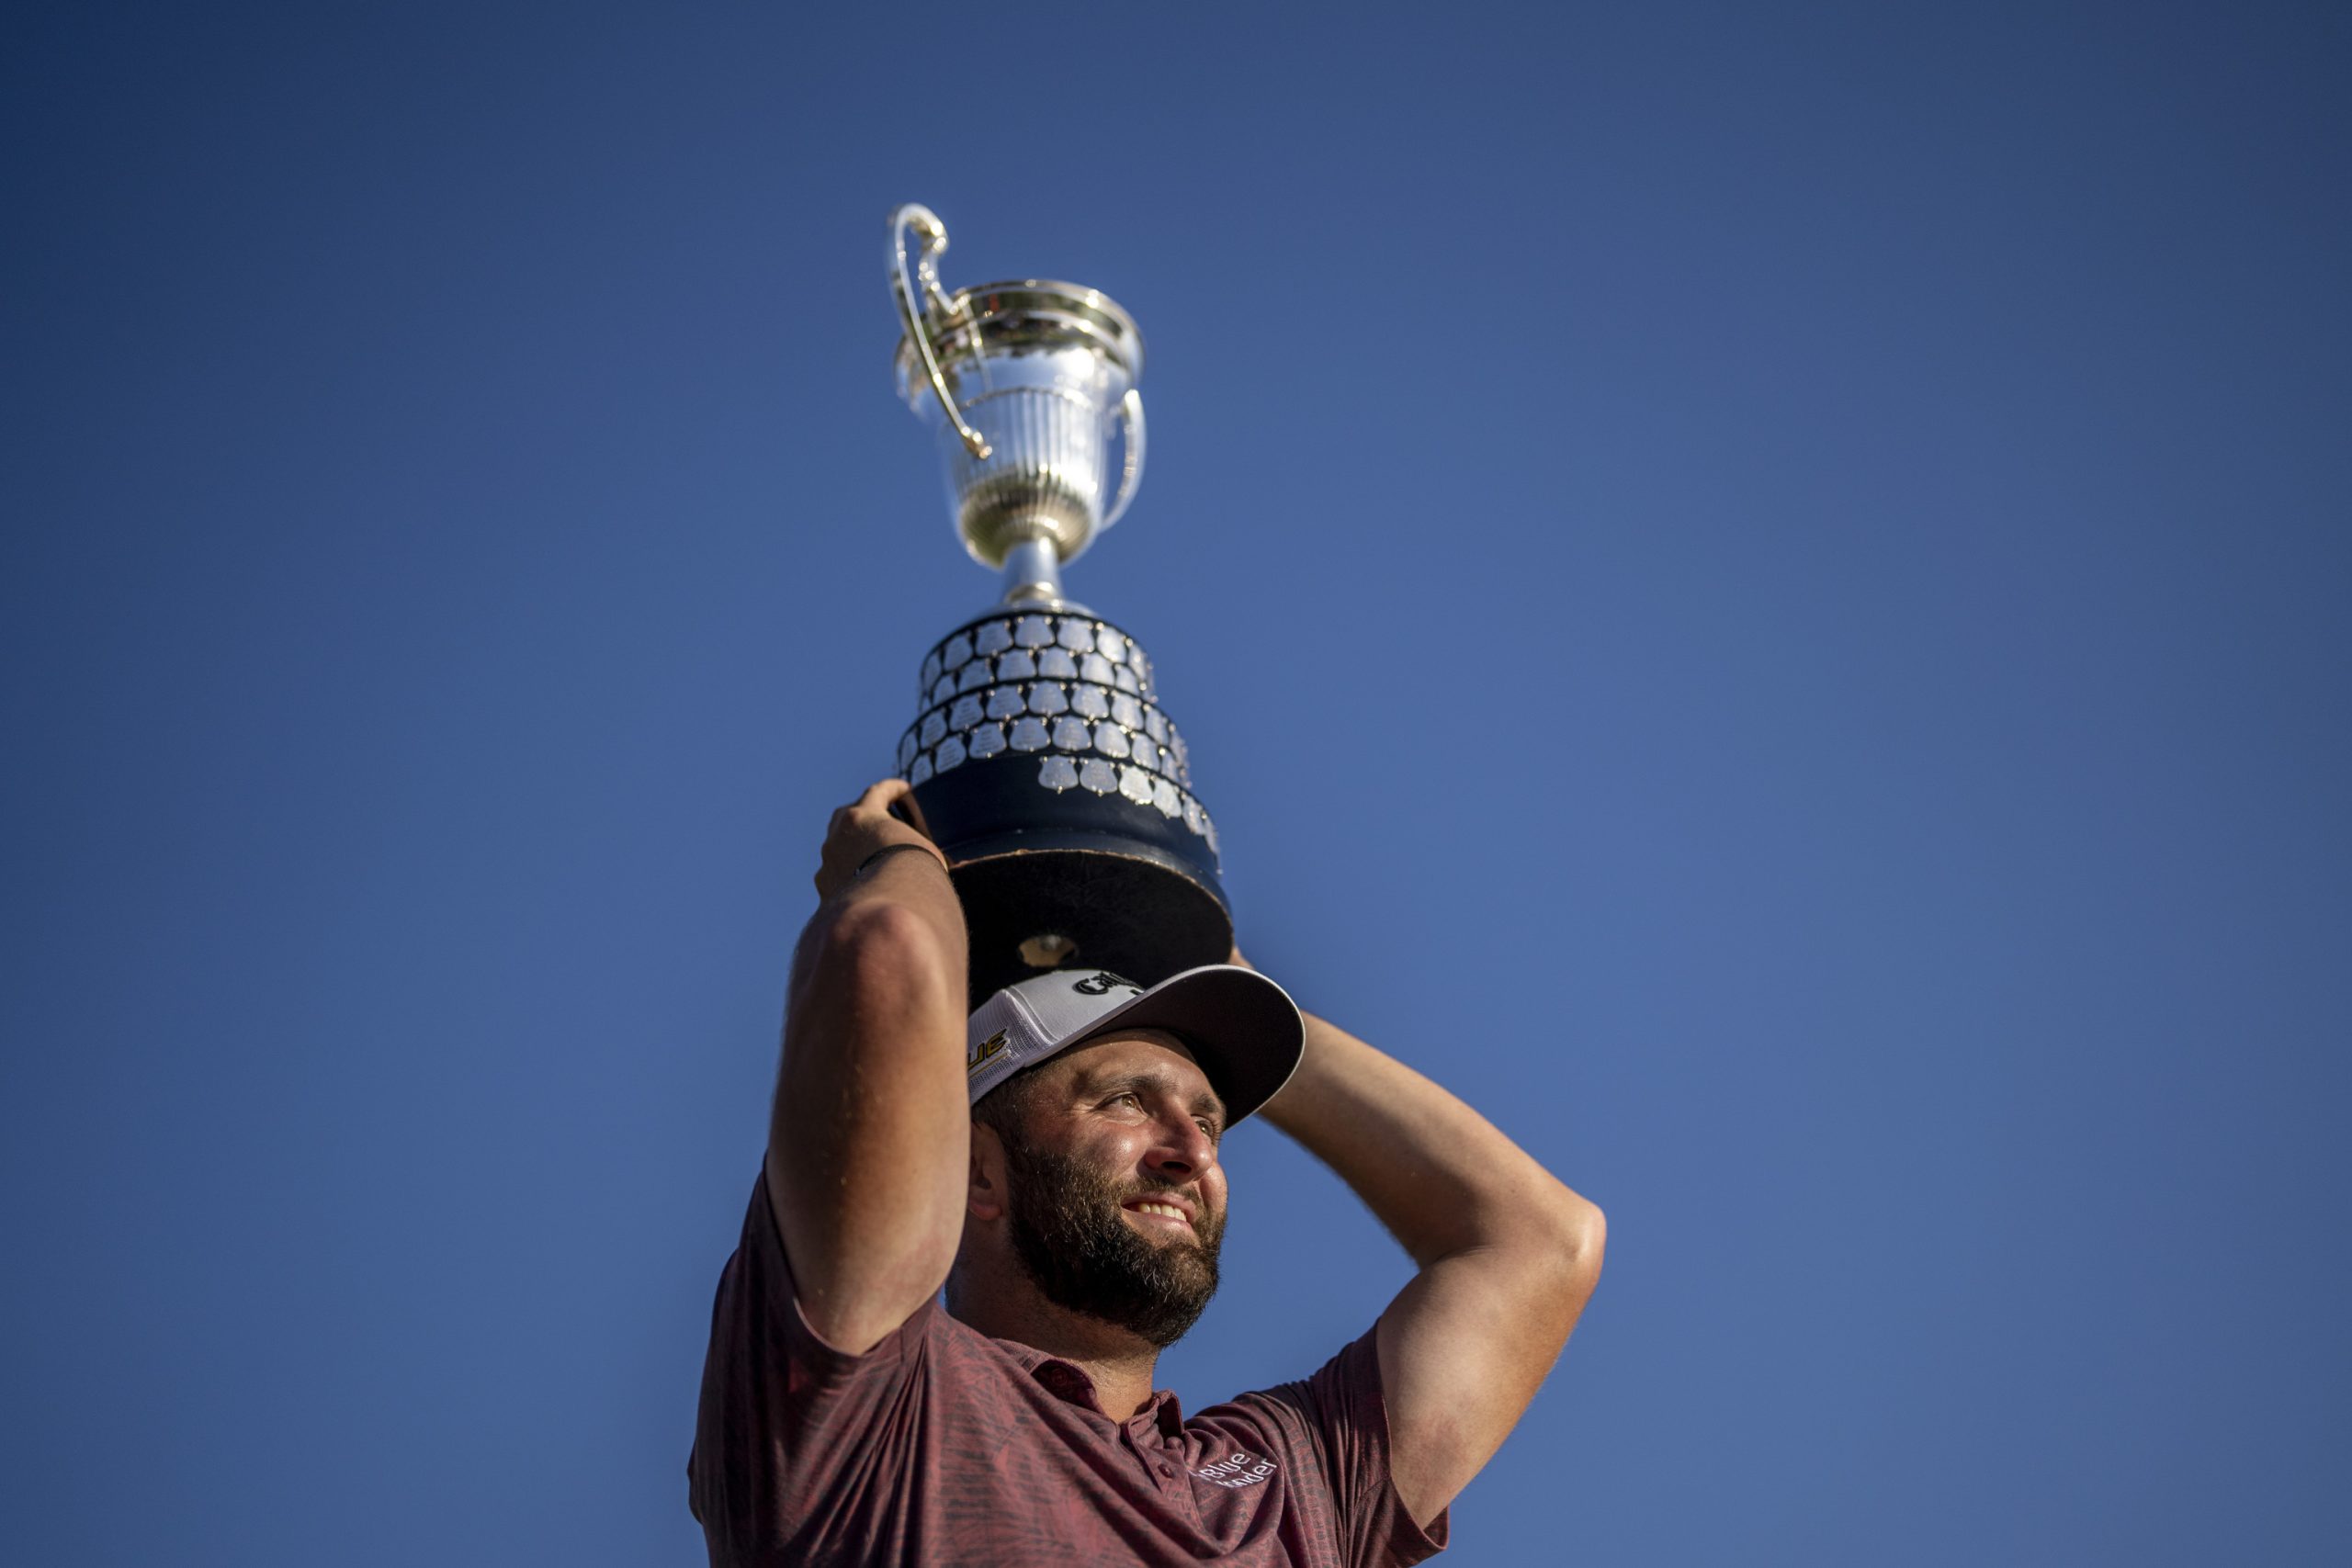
[5,3,2347,1563]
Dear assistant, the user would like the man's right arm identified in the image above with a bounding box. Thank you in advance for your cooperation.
[763,779,970,1355]
[1246,956,1605,1530]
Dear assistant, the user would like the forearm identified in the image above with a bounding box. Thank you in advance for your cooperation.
[778,847,970,1144]
[767,829,972,1350]
[788,845,967,1021]
[1261,995,1604,1524]
[1261,1010,1600,1267]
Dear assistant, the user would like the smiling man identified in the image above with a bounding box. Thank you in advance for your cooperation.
[689,780,1606,1567]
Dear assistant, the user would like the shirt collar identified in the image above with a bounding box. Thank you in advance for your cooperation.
[1003,1343,1183,1434]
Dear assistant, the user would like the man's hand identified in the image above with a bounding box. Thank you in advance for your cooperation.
[813,778,950,903]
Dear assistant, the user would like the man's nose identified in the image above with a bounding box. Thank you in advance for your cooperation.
[1148,1118,1216,1178]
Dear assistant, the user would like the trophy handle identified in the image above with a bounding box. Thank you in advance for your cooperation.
[1101,388,1147,530]
[888,204,991,460]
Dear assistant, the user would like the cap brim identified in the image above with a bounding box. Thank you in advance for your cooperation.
[1066,964,1305,1127]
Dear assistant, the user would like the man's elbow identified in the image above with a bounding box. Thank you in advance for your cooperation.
[1538,1189,1607,1301]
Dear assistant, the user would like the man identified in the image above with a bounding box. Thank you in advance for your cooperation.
[691,779,1605,1565]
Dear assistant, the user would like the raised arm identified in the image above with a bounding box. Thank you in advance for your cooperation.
[1251,965,1606,1528]
[765,779,971,1354]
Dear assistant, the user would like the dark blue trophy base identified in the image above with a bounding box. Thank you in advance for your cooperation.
[898,606,1229,1008]
[911,761,1231,1009]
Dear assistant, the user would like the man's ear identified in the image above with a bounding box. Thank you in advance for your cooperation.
[967,1122,1009,1222]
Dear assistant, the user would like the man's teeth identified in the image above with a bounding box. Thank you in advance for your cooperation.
[1134,1201,1186,1222]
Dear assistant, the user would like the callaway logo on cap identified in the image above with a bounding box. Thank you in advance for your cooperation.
[965,964,1305,1128]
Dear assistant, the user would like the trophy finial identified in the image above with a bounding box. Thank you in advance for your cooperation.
[888,203,1147,601]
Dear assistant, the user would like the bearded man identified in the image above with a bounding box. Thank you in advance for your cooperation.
[690,780,1606,1566]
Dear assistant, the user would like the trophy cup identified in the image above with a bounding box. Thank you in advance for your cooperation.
[886,203,1229,1004]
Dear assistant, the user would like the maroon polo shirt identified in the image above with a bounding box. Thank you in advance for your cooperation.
[690,1174,1449,1568]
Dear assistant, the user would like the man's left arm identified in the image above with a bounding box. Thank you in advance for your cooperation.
[1253,974,1606,1529]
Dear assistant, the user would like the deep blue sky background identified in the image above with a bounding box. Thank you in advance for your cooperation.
[6,3,2348,1563]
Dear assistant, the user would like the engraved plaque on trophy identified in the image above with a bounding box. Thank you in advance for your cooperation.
[885,203,1229,1004]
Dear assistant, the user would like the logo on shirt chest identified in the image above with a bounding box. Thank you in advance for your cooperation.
[1191,1450,1278,1490]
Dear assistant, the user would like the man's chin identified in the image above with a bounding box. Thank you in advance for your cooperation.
[999,1145,1225,1344]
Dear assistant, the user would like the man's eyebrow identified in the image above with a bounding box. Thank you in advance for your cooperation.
[1080,1067,1227,1125]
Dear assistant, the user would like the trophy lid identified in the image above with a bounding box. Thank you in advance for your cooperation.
[893,279,1144,409]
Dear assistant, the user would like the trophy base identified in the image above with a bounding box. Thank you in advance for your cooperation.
[899,605,1229,1009]
[939,830,1232,1009]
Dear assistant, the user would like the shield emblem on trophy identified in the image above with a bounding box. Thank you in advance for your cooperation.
[885,204,1230,1004]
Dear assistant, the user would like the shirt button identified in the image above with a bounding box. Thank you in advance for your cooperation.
[1159,1463,1175,1477]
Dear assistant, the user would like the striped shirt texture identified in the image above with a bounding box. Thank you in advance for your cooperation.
[690,1175,1449,1567]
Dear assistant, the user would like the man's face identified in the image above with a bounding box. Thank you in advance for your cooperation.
[994,1030,1229,1348]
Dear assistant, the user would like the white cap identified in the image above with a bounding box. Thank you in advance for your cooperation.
[965,965,1305,1127]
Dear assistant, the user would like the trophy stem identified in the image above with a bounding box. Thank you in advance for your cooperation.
[999,538,1066,606]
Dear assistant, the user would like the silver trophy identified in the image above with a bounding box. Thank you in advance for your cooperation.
[887,203,1227,1003]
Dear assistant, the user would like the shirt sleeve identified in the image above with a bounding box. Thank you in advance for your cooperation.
[1225,1329,1451,1568]
[686,1169,939,1559]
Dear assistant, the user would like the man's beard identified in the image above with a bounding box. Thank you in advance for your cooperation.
[1000,1138,1225,1348]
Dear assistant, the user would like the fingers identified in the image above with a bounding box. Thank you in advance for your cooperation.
[853,777,914,816]
[848,777,933,840]
[890,788,933,839]
[829,779,922,836]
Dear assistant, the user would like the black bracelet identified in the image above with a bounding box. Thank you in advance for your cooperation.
[854,842,946,880]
